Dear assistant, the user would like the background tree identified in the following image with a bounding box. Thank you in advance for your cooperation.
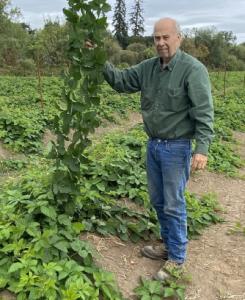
[112,0,128,48]
[0,0,244,74]
[127,42,146,63]
[192,27,236,69]
[129,0,144,37]
[180,27,245,70]
[104,33,122,65]
[0,0,31,74]
[33,19,69,72]
[181,30,209,62]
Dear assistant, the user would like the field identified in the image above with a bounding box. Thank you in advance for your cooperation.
[0,71,245,300]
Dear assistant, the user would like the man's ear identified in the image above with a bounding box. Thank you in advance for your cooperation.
[178,34,183,45]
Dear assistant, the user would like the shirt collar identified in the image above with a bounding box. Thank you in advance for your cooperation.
[158,48,181,72]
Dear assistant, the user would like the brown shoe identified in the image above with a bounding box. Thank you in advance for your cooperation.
[153,260,184,281]
[140,244,168,260]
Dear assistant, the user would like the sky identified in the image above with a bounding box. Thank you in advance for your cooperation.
[11,0,245,44]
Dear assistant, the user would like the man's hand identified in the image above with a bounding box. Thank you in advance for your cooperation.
[85,40,96,49]
[191,153,208,172]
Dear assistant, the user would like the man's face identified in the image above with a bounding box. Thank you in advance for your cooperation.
[153,22,181,63]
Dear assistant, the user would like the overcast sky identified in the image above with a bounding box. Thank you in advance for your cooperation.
[11,0,245,44]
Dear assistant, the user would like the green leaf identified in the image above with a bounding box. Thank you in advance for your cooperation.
[58,214,71,226]
[148,281,163,294]
[72,222,85,234]
[0,276,8,288]
[0,257,10,266]
[8,262,23,273]
[63,8,79,23]
[176,288,185,300]
[40,206,57,220]
[163,287,175,297]
[152,295,162,300]
[54,240,69,253]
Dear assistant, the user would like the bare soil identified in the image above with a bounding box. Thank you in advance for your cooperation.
[42,112,143,147]
[0,141,24,160]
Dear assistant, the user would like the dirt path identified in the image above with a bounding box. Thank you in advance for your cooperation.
[92,112,143,141]
[85,131,245,300]
[42,112,143,147]
[0,141,25,160]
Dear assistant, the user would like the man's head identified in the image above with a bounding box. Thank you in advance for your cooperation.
[153,18,182,63]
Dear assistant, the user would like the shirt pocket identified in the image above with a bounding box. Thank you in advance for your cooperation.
[140,88,154,111]
[166,87,189,112]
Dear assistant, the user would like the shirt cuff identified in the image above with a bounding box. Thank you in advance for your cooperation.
[194,143,209,156]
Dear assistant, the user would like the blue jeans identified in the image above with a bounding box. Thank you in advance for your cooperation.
[146,138,192,264]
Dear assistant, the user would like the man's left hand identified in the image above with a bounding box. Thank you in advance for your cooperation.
[191,154,208,172]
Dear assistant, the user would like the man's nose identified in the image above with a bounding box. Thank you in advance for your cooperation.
[158,38,165,46]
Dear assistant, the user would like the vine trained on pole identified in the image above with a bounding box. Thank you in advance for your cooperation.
[50,0,110,214]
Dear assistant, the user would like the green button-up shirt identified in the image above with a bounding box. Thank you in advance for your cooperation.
[103,49,214,155]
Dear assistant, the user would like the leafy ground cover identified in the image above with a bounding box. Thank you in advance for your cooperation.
[0,71,244,175]
[0,76,139,153]
[0,70,244,299]
[0,149,222,299]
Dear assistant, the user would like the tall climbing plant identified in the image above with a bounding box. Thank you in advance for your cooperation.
[50,0,110,214]
[0,1,124,299]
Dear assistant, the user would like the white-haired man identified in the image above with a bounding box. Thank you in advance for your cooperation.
[102,17,214,280]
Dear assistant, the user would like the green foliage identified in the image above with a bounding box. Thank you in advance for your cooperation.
[0,158,27,174]
[0,76,62,152]
[0,76,139,152]
[182,27,239,70]
[134,275,186,300]
[1,71,244,177]
[33,19,69,68]
[83,125,147,202]
[104,36,122,65]
[0,161,123,299]
[0,96,46,153]
[134,279,166,300]
[97,83,139,121]
[119,49,138,65]
[208,140,242,175]
[0,139,222,298]
[126,43,147,63]
[186,192,223,238]
[0,1,125,299]
[0,121,222,298]
[207,72,245,175]
[0,0,245,74]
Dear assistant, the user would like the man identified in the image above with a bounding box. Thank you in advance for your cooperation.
[102,18,214,280]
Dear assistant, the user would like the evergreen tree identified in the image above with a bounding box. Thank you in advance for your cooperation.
[112,0,128,48]
[129,0,144,37]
